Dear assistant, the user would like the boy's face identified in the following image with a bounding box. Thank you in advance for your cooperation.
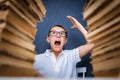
[47,26,67,53]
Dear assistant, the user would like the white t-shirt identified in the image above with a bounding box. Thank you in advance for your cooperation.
[33,48,81,78]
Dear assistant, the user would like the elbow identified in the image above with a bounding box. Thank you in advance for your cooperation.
[89,43,95,51]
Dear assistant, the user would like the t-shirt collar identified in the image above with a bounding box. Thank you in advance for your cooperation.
[45,49,64,57]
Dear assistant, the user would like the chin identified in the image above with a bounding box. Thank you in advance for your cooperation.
[54,49,62,52]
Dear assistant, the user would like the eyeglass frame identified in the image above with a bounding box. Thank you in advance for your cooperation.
[48,30,67,37]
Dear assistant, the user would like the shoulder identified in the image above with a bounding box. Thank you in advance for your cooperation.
[63,48,79,56]
[35,53,45,58]
[63,48,81,62]
[63,48,78,53]
[34,53,45,63]
[35,49,50,60]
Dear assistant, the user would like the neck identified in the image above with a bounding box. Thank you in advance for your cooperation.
[50,50,61,58]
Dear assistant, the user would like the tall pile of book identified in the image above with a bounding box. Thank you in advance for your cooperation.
[0,0,46,77]
[83,0,120,77]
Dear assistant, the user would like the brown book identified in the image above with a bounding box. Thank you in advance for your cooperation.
[82,0,94,12]
[10,0,38,24]
[1,0,36,28]
[83,0,106,19]
[91,42,120,57]
[88,23,120,43]
[0,54,36,77]
[87,0,120,26]
[16,0,41,21]
[0,29,2,42]
[0,40,35,61]
[0,65,37,77]
[0,10,36,39]
[87,16,120,39]
[92,37,120,53]
[0,54,34,69]
[26,0,43,22]
[0,21,6,29]
[84,0,120,78]
[94,31,120,48]
[91,49,120,63]
[0,22,6,42]
[92,56,120,73]
[34,0,47,17]
[88,5,120,32]
[4,22,33,43]
[2,29,35,52]
[93,70,119,77]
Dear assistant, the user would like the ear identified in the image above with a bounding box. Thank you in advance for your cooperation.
[46,36,50,43]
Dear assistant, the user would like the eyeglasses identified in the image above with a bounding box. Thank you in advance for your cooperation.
[49,30,67,37]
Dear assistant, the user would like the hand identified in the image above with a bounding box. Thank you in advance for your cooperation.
[67,15,90,43]
[67,15,83,29]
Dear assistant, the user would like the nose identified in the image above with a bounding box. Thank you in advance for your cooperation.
[56,32,61,37]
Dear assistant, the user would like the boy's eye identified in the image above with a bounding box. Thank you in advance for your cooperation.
[52,31,56,34]
[61,32,65,35]
[49,30,66,37]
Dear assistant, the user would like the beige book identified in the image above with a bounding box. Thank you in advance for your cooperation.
[91,42,120,57]
[0,40,35,61]
[4,22,33,43]
[10,0,37,24]
[93,31,120,47]
[1,0,36,28]
[0,54,36,76]
[88,6,120,32]
[93,70,120,77]
[83,0,106,19]
[1,29,35,52]
[26,0,43,22]
[87,16,120,39]
[87,0,120,26]
[34,0,47,17]
[92,56,120,73]
[0,10,36,39]
[89,23,120,43]
[91,49,120,63]
[82,0,94,12]
[16,0,41,21]
[92,37,120,53]
[0,54,34,69]
[0,65,37,77]
[0,22,6,42]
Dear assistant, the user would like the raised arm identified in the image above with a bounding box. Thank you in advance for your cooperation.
[67,16,89,43]
[67,15,94,58]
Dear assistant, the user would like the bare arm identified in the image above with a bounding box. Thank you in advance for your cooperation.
[67,15,94,58]
[67,16,88,42]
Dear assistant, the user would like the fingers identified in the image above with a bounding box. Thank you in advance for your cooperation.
[67,16,73,21]
[67,15,74,21]
[71,26,77,29]
[67,16,78,29]
[67,15,76,24]
[67,15,72,18]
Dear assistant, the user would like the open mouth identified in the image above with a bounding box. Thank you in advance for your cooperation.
[54,40,61,46]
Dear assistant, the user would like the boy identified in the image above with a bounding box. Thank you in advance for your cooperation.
[33,16,94,78]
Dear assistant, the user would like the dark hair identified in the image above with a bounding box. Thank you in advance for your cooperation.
[48,25,68,37]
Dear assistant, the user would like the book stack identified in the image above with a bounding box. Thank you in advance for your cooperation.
[83,0,120,77]
[0,0,46,77]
